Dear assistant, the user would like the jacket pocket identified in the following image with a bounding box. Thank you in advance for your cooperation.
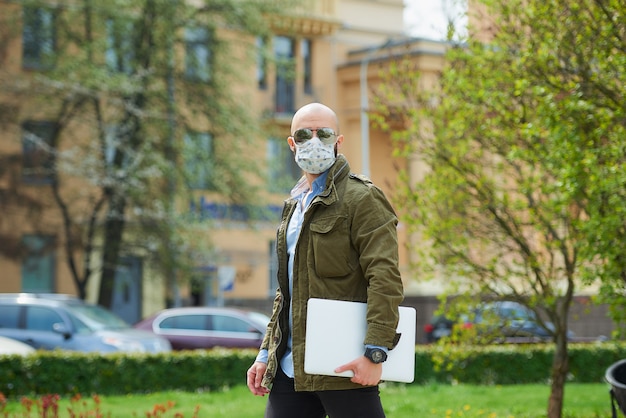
[309,216,354,277]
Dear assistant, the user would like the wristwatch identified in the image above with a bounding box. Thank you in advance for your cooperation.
[364,347,388,364]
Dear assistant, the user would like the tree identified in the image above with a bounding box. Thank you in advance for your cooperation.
[373,0,625,417]
[0,0,295,305]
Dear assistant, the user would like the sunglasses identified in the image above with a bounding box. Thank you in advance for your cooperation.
[292,127,337,145]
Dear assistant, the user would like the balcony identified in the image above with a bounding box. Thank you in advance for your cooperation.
[270,0,341,36]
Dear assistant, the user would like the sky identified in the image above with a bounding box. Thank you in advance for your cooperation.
[403,0,467,41]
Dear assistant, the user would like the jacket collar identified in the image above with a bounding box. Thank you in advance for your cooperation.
[316,154,349,205]
[286,155,350,208]
[325,154,349,187]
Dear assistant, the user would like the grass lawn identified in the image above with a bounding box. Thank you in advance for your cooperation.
[0,383,611,417]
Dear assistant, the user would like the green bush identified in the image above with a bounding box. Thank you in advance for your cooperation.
[414,342,626,385]
[0,348,257,397]
[1,343,623,398]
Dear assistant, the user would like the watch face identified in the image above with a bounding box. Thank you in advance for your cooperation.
[366,348,387,363]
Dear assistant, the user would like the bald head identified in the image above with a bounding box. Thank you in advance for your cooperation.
[291,103,340,134]
[287,102,344,159]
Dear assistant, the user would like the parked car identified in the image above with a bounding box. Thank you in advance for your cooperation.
[134,306,271,350]
[0,293,171,353]
[424,301,571,343]
[0,336,35,356]
[424,314,469,343]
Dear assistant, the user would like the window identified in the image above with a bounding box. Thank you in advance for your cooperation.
[185,27,212,82]
[22,121,57,184]
[274,36,295,113]
[256,37,268,89]
[302,39,312,94]
[104,125,132,168]
[22,6,56,70]
[211,315,251,333]
[184,130,214,190]
[25,306,63,331]
[21,235,55,292]
[267,136,300,193]
[105,19,135,74]
[160,315,206,331]
[66,314,91,334]
[0,305,21,329]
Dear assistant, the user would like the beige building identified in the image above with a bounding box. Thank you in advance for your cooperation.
[0,0,447,321]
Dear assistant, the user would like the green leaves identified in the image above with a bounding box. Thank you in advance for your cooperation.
[391,0,625,308]
[1,0,294,300]
[375,10,626,401]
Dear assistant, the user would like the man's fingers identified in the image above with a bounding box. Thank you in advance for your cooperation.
[246,363,269,396]
[254,369,264,387]
[334,360,356,374]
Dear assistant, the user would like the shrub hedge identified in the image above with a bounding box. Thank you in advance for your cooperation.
[1,342,623,397]
[413,342,626,385]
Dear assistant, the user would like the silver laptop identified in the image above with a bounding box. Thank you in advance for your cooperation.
[304,298,416,383]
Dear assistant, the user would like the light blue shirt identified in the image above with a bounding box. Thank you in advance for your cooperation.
[279,172,328,377]
[255,172,327,377]
[256,170,387,377]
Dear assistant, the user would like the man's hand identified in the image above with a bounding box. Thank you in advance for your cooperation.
[334,356,383,386]
[246,361,270,396]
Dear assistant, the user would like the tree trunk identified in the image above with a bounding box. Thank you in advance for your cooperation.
[98,195,126,308]
[547,330,569,418]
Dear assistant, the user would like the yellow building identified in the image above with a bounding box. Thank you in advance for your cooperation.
[0,0,446,322]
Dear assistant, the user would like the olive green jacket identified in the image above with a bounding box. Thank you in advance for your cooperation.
[260,155,404,392]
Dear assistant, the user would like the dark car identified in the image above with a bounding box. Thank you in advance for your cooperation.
[424,314,469,343]
[424,301,571,343]
[133,306,271,350]
[0,293,171,353]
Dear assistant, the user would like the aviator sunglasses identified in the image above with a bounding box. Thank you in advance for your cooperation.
[292,127,337,145]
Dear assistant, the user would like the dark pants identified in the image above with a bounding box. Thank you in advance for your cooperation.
[264,367,386,418]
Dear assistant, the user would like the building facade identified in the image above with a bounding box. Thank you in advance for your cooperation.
[0,0,448,322]
[0,1,615,343]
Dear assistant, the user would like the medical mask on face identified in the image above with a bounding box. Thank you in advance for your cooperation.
[294,137,336,174]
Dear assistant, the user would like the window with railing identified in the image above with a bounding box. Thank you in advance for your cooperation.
[22,6,56,70]
[274,36,295,114]
[21,121,57,185]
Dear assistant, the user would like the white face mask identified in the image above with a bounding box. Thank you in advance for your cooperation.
[294,137,336,174]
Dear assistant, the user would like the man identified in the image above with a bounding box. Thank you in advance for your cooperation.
[246,103,404,418]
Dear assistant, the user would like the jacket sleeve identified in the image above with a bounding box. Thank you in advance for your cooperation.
[350,183,404,349]
[260,288,283,351]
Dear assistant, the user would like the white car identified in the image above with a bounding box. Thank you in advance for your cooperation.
[0,336,35,355]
